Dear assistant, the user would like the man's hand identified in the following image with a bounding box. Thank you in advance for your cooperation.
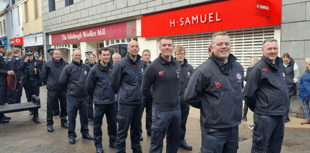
[7,70,15,75]
[24,58,28,62]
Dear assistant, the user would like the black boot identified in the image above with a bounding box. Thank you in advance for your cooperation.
[82,133,94,140]
[32,117,41,124]
[0,118,9,124]
[179,139,192,150]
[61,122,69,128]
[47,124,54,132]
[96,147,104,153]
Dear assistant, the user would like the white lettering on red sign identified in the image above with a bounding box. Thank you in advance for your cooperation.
[61,28,106,41]
[257,4,270,10]
[170,12,221,27]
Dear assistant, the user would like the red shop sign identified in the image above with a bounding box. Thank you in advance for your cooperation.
[51,21,136,45]
[141,0,281,38]
[10,37,24,46]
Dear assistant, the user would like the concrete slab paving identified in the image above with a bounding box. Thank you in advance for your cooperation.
[1,86,310,153]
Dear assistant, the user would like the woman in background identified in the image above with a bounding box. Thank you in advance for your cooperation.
[299,57,310,125]
[242,56,259,121]
[282,52,300,123]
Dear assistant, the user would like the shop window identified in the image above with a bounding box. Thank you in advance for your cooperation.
[65,0,74,7]
[99,43,104,48]
[116,39,120,43]
[12,0,15,5]
[121,39,125,43]
[110,40,114,45]
[73,44,78,48]
[49,0,56,12]
[127,38,131,42]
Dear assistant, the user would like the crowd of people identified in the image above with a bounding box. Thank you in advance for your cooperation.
[0,31,310,153]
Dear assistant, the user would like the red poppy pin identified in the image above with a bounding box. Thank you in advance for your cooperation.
[263,68,268,72]
[109,69,112,72]
[159,71,164,76]
[133,64,137,68]
[215,82,221,89]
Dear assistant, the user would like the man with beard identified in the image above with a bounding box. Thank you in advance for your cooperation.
[86,48,116,153]
[174,45,193,150]
[41,49,69,132]
[111,40,144,153]
[86,53,97,125]
[0,40,14,123]
[59,50,93,144]
[142,38,182,153]
[184,32,244,153]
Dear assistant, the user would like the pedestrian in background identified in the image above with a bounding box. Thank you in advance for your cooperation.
[5,50,14,104]
[174,45,193,150]
[10,48,23,104]
[242,56,259,121]
[86,53,97,125]
[282,52,300,123]
[299,57,310,125]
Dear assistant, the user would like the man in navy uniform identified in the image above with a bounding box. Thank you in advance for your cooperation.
[111,40,144,153]
[10,48,23,104]
[86,48,117,153]
[41,49,69,132]
[185,32,244,153]
[0,40,14,123]
[142,38,182,153]
[244,39,290,153]
[59,50,93,144]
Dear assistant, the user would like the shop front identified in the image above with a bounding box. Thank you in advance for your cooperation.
[50,20,137,63]
[24,33,44,59]
[141,0,281,69]
[9,37,23,50]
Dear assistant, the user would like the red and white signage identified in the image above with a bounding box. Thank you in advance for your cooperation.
[52,21,136,45]
[141,0,281,37]
[10,37,24,46]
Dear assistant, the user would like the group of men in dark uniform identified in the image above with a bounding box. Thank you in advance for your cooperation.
[0,31,289,153]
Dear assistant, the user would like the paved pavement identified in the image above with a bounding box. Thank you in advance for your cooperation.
[1,86,310,153]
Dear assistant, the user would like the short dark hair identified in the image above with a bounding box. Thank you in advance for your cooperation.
[99,48,110,55]
[160,37,173,45]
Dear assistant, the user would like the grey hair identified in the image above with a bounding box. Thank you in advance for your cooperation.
[262,38,278,48]
[211,32,231,45]
[112,53,121,58]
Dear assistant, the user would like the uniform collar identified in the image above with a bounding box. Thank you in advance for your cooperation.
[159,53,176,65]
[98,60,112,71]
[126,53,141,64]
[72,59,83,66]
[262,56,282,70]
[210,53,236,75]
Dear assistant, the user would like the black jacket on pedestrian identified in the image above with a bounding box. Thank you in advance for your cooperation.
[18,59,42,87]
[184,54,244,129]
[41,58,68,91]
[285,58,297,96]
[142,54,182,111]
[86,61,115,104]
[10,55,23,79]
[243,56,290,116]
[59,60,89,98]
[86,62,96,69]
[111,54,144,104]
[179,58,193,103]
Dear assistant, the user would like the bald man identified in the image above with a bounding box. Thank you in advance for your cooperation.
[111,41,144,153]
[59,50,93,145]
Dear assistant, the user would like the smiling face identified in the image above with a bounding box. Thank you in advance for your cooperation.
[89,54,96,64]
[262,41,279,62]
[72,50,81,63]
[113,54,121,64]
[210,35,231,61]
[282,57,290,65]
[127,41,139,57]
[159,39,174,58]
[53,50,62,61]
[100,50,110,64]
[142,51,151,63]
